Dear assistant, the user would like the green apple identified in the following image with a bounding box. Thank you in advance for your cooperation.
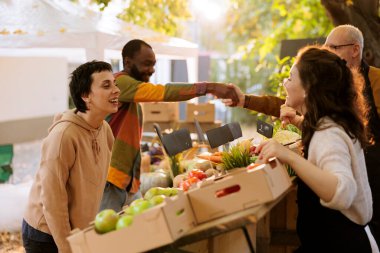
[149,194,166,206]
[132,200,152,214]
[144,187,161,200]
[130,198,145,207]
[159,187,179,197]
[157,187,169,196]
[168,188,179,196]
[94,209,119,234]
[116,215,133,230]
[123,206,135,216]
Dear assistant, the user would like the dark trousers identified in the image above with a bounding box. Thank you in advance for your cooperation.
[22,220,58,253]
[366,142,380,245]
[23,238,58,253]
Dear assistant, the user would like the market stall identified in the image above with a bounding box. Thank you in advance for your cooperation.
[67,122,302,252]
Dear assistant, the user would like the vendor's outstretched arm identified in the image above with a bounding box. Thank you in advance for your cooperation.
[222,84,285,117]
[243,95,285,117]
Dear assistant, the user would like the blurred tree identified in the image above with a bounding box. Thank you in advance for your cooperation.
[91,0,111,11]
[118,0,191,36]
[224,0,333,91]
[213,0,333,122]
[321,0,380,67]
[88,0,191,36]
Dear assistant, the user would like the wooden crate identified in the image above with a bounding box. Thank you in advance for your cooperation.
[186,103,215,123]
[142,102,179,122]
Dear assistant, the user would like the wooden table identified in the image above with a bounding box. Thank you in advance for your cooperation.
[147,183,297,253]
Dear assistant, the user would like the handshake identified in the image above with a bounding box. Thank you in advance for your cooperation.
[198,82,244,107]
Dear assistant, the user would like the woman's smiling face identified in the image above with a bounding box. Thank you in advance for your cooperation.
[283,64,306,112]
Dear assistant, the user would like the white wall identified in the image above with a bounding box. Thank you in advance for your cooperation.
[0,57,68,122]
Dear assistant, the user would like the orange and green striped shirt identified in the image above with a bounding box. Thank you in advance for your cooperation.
[107,71,206,192]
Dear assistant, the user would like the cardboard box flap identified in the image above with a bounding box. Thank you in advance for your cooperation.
[262,159,292,197]
[162,192,196,238]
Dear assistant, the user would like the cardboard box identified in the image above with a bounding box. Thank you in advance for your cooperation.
[142,102,179,122]
[67,192,195,253]
[186,103,215,123]
[187,159,292,224]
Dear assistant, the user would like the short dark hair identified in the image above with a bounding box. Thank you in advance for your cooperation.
[296,45,370,149]
[121,39,152,67]
[69,60,113,113]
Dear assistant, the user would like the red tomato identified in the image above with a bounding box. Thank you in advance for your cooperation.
[180,180,191,191]
[187,176,200,185]
[188,169,207,181]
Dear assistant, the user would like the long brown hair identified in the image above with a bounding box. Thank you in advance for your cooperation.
[295,46,370,149]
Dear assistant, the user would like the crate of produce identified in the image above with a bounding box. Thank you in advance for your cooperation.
[187,159,292,223]
[67,191,195,253]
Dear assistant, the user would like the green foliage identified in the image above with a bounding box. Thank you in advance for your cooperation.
[267,56,294,97]
[92,0,111,11]
[273,121,302,136]
[221,0,333,101]
[117,0,191,36]
[222,145,251,170]
[77,0,191,36]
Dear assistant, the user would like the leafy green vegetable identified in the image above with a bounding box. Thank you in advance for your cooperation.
[222,145,252,171]
[273,119,302,136]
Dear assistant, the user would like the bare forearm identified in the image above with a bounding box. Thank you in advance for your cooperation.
[291,115,304,129]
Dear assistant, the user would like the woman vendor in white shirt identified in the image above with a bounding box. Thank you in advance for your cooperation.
[256,45,378,253]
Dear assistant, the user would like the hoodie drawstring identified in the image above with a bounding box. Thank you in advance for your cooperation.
[91,127,102,163]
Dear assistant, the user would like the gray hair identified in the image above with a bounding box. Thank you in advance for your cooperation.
[331,24,364,53]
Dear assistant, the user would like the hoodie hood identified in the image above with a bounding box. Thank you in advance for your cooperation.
[49,109,103,163]
[49,109,95,133]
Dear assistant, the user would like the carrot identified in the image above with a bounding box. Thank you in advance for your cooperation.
[209,155,223,163]
[197,155,223,163]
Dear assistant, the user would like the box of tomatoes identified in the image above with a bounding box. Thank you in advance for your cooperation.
[186,158,292,224]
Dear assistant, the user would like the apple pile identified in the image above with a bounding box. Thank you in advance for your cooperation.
[94,209,135,234]
[94,187,179,234]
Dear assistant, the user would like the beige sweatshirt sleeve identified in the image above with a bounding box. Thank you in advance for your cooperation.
[39,133,76,253]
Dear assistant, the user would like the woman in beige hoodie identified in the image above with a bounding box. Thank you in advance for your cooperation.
[22,61,120,253]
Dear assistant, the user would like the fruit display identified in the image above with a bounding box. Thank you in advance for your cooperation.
[139,170,172,195]
[172,168,210,191]
[93,187,180,235]
[94,209,120,234]
[116,215,133,230]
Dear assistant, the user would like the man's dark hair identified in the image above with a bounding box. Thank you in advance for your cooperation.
[121,39,152,67]
[69,60,113,113]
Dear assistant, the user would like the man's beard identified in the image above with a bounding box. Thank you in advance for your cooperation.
[130,64,149,82]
